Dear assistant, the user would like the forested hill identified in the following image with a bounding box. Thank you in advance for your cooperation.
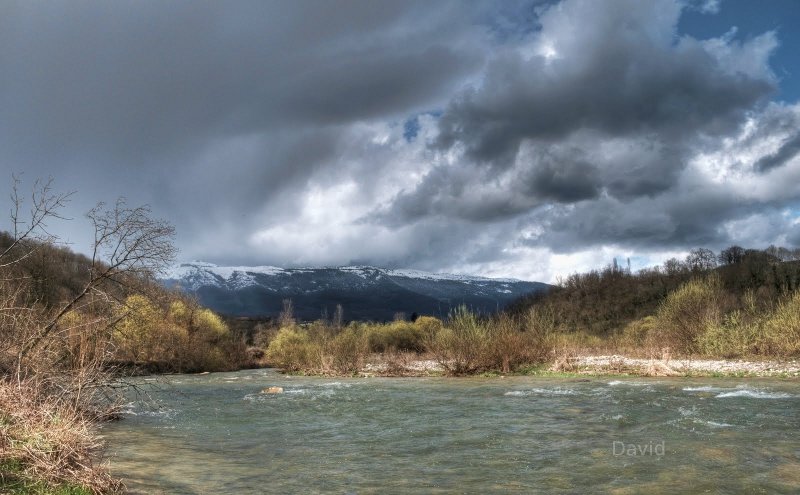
[508,246,800,336]
[1,230,252,374]
[0,231,95,308]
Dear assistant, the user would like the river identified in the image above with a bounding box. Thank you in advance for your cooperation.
[101,369,800,494]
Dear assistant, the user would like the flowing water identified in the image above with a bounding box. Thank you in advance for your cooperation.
[102,369,800,494]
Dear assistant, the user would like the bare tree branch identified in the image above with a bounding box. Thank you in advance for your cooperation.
[19,199,176,359]
[1,175,73,267]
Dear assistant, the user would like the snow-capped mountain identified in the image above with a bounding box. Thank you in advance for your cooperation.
[163,262,550,321]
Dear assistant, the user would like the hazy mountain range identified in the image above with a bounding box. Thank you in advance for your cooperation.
[163,262,550,321]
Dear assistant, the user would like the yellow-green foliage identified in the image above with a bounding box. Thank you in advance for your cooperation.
[618,316,657,348]
[698,310,759,358]
[652,275,723,355]
[758,291,800,356]
[265,327,319,371]
[328,326,369,373]
[168,300,191,327]
[114,294,164,362]
[194,308,228,341]
[414,316,443,335]
[696,289,800,358]
[113,295,236,372]
[261,310,554,375]
[365,321,425,352]
[425,307,552,374]
[264,317,440,373]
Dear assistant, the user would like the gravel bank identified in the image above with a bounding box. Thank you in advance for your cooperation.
[358,355,800,377]
[567,355,800,377]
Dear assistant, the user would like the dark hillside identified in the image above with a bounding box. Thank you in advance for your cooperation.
[0,231,94,308]
[508,247,800,336]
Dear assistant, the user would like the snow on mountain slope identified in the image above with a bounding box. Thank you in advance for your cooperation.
[165,262,286,288]
[163,261,550,320]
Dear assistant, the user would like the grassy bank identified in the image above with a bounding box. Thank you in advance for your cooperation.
[0,381,122,495]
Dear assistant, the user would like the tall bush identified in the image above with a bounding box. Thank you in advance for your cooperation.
[758,291,800,356]
[652,275,724,355]
[486,312,549,373]
[366,321,425,353]
[426,306,490,375]
[265,327,319,371]
[327,326,370,373]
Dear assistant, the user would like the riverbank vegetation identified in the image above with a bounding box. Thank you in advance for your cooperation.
[0,177,248,494]
[262,247,800,376]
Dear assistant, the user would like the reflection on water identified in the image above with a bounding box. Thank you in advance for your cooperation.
[101,370,800,494]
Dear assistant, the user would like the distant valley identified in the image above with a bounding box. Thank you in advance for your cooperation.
[163,262,550,321]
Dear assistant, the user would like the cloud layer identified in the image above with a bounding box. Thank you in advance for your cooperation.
[1,0,798,282]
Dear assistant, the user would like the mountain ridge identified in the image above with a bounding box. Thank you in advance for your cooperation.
[163,261,550,321]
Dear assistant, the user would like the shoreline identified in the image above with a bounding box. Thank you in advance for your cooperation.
[566,355,800,377]
[277,355,800,378]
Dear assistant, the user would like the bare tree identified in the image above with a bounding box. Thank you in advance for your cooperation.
[0,177,176,390]
[279,298,295,327]
[765,245,800,262]
[19,198,176,362]
[685,248,717,271]
[1,175,73,268]
[333,304,344,329]
[1,177,73,375]
[662,257,686,276]
[718,245,745,265]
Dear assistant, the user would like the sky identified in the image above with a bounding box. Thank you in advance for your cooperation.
[1,0,799,283]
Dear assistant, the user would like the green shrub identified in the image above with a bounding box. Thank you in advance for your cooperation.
[652,275,724,355]
[619,316,657,348]
[112,295,244,372]
[327,326,369,373]
[698,310,759,358]
[265,327,318,371]
[366,321,425,353]
[758,291,800,357]
[414,316,443,336]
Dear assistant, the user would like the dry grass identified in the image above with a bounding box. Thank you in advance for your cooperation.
[0,380,123,494]
[650,275,724,355]
[758,291,800,357]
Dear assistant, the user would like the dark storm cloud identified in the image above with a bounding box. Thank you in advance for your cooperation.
[0,0,486,253]
[433,1,774,164]
[520,188,748,252]
[1,0,798,279]
[373,0,788,256]
[0,1,480,159]
[754,132,800,172]
[434,45,771,166]
[524,158,598,203]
